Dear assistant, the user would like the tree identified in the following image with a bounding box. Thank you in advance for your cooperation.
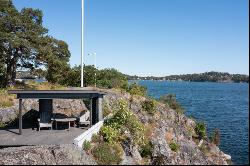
[0,0,70,87]
[97,68,128,89]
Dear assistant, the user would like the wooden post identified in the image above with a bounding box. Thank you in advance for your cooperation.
[19,99,22,135]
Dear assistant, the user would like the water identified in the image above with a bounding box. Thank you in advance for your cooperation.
[133,80,249,165]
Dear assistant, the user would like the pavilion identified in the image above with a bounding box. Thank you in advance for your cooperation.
[8,89,106,135]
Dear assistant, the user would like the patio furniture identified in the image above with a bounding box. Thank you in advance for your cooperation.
[37,99,53,131]
[38,111,53,131]
[78,111,90,126]
[52,118,77,130]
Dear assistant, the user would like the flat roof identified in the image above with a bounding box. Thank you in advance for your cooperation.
[8,89,106,99]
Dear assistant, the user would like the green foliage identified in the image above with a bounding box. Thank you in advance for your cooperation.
[139,141,154,158]
[100,125,120,144]
[92,142,123,165]
[210,128,221,146]
[97,68,128,89]
[0,1,71,87]
[142,99,157,115]
[101,100,145,146]
[52,65,129,89]
[169,141,180,152]
[128,71,249,83]
[127,82,147,96]
[195,122,207,140]
[0,121,6,129]
[83,140,91,151]
[159,94,184,114]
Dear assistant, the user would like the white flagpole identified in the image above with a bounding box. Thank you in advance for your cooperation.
[81,0,84,87]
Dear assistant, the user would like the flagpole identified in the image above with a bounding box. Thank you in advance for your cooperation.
[81,0,84,87]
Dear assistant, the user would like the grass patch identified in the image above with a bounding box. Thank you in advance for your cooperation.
[139,141,154,158]
[92,142,123,165]
[83,140,92,151]
[0,89,14,108]
[142,99,157,115]
[169,141,180,152]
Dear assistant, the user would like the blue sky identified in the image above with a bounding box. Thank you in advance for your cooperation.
[13,0,249,76]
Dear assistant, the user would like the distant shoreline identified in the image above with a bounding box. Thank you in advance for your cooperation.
[129,80,249,84]
[126,71,249,84]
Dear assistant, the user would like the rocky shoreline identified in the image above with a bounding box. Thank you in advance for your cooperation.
[0,88,231,165]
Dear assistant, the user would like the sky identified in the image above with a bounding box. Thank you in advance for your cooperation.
[13,0,249,76]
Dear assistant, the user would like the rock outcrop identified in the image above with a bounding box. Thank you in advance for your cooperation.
[101,89,231,165]
[0,88,231,165]
[0,144,96,165]
[0,99,88,124]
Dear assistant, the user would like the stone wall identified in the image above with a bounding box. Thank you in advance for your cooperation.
[0,99,88,124]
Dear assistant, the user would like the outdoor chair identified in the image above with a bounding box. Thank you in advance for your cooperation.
[38,111,53,131]
[78,111,90,126]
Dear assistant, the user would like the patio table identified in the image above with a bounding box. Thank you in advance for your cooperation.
[52,118,76,130]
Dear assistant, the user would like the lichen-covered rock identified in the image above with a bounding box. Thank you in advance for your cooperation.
[0,144,97,165]
[101,88,231,165]
[0,107,18,124]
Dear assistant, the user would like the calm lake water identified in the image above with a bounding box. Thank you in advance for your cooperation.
[132,80,249,165]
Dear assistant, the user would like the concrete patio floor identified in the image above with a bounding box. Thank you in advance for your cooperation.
[0,127,87,147]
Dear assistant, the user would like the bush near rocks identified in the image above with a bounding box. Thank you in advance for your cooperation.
[92,142,123,165]
[169,141,180,152]
[127,83,147,96]
[195,122,207,140]
[83,140,92,151]
[139,141,154,158]
[141,100,156,115]
[101,100,145,146]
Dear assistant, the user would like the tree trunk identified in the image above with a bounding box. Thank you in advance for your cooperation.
[6,61,12,86]
[11,58,17,84]
[6,55,17,87]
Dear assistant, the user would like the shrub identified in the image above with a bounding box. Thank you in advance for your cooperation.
[169,141,180,152]
[101,100,145,146]
[92,142,123,165]
[159,94,184,114]
[139,141,154,158]
[100,125,119,144]
[91,133,101,143]
[83,140,91,151]
[142,100,156,115]
[127,83,147,96]
[195,122,206,140]
[0,122,6,129]
[210,128,220,146]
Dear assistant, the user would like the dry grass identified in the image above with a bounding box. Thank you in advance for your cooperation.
[17,81,65,90]
[145,123,156,139]
[0,90,15,108]
[0,82,65,109]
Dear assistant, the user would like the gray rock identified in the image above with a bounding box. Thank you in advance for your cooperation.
[0,144,96,165]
